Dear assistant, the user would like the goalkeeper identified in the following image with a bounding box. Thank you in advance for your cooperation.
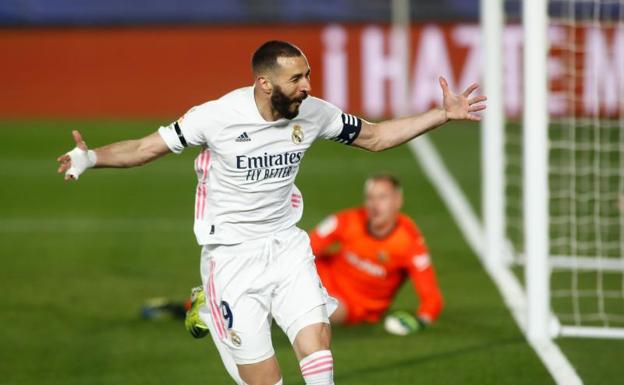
[309,174,443,334]
[181,174,443,337]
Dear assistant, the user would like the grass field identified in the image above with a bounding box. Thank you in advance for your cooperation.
[0,119,622,384]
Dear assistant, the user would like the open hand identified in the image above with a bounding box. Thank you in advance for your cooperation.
[439,77,487,122]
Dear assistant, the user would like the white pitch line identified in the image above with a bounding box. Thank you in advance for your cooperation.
[408,135,583,385]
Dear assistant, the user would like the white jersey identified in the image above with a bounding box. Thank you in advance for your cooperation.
[158,86,361,245]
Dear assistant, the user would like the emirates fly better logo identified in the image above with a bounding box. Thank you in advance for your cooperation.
[236,151,304,182]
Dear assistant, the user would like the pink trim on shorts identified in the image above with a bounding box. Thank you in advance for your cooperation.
[207,260,226,339]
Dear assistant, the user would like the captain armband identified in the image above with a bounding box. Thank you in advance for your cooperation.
[331,113,362,145]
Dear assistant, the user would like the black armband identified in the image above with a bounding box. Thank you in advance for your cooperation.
[173,121,188,147]
[331,113,362,145]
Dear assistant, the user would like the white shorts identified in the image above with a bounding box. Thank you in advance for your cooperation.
[198,226,337,365]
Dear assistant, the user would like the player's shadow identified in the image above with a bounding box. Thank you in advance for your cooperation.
[293,336,525,385]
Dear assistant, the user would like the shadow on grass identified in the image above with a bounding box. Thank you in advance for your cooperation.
[292,336,525,385]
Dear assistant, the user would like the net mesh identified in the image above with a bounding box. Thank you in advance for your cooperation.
[505,0,624,329]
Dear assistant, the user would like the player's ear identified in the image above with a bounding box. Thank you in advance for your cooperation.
[256,76,273,95]
[395,190,404,210]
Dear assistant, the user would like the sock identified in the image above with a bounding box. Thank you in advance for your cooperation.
[274,379,283,385]
[299,350,334,385]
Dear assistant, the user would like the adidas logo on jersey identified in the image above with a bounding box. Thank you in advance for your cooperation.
[235,132,251,142]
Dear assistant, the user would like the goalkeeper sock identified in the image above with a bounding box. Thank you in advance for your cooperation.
[299,350,334,385]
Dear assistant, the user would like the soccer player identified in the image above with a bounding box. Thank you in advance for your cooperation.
[310,174,443,334]
[57,40,486,385]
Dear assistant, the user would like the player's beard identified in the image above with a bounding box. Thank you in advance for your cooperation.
[271,85,307,120]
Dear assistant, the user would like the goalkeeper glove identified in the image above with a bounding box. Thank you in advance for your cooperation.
[383,310,428,336]
[184,286,209,339]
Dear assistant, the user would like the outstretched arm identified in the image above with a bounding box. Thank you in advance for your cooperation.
[57,130,171,180]
[352,77,486,152]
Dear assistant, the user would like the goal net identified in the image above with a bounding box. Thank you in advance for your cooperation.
[503,0,624,338]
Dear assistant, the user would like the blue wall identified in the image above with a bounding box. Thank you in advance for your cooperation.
[0,0,481,25]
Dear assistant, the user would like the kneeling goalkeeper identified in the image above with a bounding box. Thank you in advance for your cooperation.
[310,174,443,334]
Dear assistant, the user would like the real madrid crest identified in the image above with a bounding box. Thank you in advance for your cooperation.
[292,124,304,144]
[230,331,242,347]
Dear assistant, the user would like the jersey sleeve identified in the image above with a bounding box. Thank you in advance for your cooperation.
[158,103,218,154]
[309,213,343,258]
[404,233,444,323]
[315,99,362,145]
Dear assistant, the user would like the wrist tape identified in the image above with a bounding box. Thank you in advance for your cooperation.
[65,147,97,180]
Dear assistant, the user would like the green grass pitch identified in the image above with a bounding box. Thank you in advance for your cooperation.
[0,119,622,384]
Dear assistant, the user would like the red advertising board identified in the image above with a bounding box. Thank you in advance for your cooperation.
[0,24,621,118]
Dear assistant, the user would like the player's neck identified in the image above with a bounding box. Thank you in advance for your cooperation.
[367,220,398,239]
[254,86,283,122]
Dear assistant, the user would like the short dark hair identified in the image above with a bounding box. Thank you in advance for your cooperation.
[365,173,402,192]
[252,40,303,74]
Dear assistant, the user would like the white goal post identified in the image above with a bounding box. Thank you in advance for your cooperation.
[483,0,624,340]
